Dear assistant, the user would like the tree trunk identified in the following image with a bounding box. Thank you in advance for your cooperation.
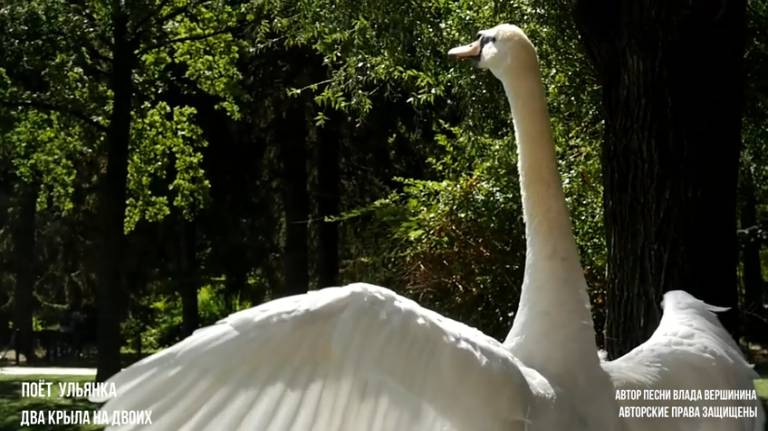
[316,120,340,288]
[739,168,765,337]
[574,0,746,357]
[178,220,199,337]
[280,105,309,296]
[96,3,134,381]
[12,182,38,363]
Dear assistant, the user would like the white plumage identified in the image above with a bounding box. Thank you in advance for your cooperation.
[95,284,554,430]
[604,290,765,431]
[94,24,765,430]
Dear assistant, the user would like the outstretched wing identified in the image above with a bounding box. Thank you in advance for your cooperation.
[603,290,765,431]
[94,283,548,431]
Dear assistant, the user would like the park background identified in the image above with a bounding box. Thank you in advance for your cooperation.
[0,0,767,428]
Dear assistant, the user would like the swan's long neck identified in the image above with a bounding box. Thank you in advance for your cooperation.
[499,63,599,371]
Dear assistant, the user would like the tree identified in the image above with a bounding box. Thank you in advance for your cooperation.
[1,0,241,379]
[738,0,768,337]
[739,168,765,331]
[574,0,747,357]
[10,182,37,362]
[315,114,341,288]
[243,0,609,340]
[1,107,87,362]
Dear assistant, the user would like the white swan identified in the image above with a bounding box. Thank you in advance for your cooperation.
[450,24,618,429]
[449,23,764,431]
[452,23,764,431]
[92,24,765,431]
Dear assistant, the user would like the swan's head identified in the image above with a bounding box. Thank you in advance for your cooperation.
[448,24,538,80]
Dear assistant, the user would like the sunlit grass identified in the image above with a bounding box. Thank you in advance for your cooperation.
[756,377,768,412]
[0,374,103,431]
[757,378,768,397]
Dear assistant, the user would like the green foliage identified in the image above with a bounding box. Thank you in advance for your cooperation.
[126,103,210,232]
[123,288,182,352]
[197,284,244,324]
[315,0,606,336]
[15,0,768,355]
[122,281,247,351]
[252,0,511,121]
[744,0,768,198]
[390,132,526,338]
[137,0,244,118]
[1,0,244,229]
[739,0,768,290]
[6,111,84,213]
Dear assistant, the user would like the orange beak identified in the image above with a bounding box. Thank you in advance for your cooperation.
[447,40,482,60]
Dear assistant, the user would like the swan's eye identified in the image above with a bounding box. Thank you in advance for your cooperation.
[480,35,496,46]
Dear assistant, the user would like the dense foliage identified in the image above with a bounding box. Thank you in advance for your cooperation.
[0,0,764,368]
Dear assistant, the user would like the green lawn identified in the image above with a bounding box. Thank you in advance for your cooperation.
[757,377,768,409]
[0,375,103,431]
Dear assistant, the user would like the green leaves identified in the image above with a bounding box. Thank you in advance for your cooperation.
[125,102,209,232]
[310,0,607,335]
[2,0,248,230]
[6,110,84,213]
[338,125,526,337]
[0,0,614,342]
[163,1,242,117]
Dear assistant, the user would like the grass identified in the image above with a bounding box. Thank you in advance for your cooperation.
[758,378,768,397]
[756,378,768,410]
[0,375,103,431]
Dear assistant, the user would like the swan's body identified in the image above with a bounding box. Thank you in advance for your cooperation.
[94,24,764,430]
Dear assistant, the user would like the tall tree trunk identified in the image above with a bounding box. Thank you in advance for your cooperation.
[574,0,746,357]
[740,168,765,336]
[96,4,134,381]
[12,182,38,363]
[316,120,340,287]
[280,105,309,296]
[178,220,199,336]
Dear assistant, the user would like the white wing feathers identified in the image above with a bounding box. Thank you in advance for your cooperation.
[94,283,550,431]
[603,290,766,431]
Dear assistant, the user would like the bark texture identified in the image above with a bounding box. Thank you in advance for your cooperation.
[12,182,38,363]
[179,220,199,337]
[96,3,134,381]
[280,105,310,296]
[739,169,766,337]
[574,0,746,357]
[316,119,340,288]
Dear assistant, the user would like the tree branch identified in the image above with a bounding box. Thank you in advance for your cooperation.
[155,0,209,26]
[80,61,110,80]
[64,0,112,47]
[83,40,113,64]
[65,0,101,29]
[136,27,235,55]
[130,0,209,44]
[131,0,176,36]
